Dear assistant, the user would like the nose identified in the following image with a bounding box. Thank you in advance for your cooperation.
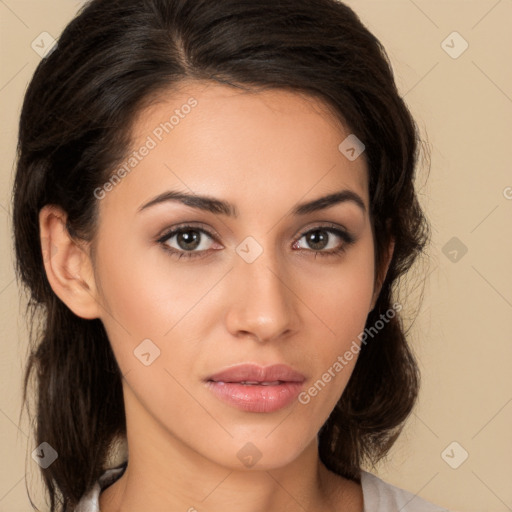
[224,250,299,343]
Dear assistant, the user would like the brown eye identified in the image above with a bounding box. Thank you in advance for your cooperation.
[172,229,203,251]
[158,225,218,259]
[293,225,355,257]
[303,229,330,250]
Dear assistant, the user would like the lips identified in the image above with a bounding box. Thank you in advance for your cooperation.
[206,363,306,384]
[205,363,306,413]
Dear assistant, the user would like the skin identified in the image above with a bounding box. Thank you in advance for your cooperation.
[39,81,394,512]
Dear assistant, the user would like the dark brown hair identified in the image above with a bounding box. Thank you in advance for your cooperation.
[12,0,430,510]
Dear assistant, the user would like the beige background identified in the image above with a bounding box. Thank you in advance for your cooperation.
[1,1,511,511]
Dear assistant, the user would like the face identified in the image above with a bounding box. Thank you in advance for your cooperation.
[86,81,383,470]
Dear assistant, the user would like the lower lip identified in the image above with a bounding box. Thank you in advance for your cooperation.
[205,381,304,413]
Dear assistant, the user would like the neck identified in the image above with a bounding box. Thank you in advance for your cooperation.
[101,444,337,512]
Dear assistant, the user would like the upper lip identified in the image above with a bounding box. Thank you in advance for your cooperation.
[206,363,306,383]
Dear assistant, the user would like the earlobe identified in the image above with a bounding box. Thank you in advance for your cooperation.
[39,205,102,320]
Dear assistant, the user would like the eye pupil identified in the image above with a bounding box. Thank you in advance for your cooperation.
[307,230,328,250]
[178,230,201,250]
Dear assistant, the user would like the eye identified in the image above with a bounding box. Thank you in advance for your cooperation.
[292,224,355,257]
[157,224,220,260]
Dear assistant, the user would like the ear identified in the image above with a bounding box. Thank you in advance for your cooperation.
[39,204,102,319]
[370,234,395,312]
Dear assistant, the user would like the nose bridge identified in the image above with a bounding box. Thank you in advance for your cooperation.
[225,240,296,341]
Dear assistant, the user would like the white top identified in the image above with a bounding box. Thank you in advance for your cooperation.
[74,463,449,512]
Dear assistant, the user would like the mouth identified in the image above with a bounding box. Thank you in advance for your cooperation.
[204,363,306,413]
[223,380,284,386]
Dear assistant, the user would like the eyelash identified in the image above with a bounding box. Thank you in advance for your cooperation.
[156,223,356,260]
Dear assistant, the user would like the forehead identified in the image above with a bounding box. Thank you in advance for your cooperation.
[102,80,369,218]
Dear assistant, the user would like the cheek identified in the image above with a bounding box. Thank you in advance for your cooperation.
[93,235,226,377]
[313,240,375,339]
[301,239,375,394]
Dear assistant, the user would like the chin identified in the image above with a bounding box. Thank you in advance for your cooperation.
[201,429,315,471]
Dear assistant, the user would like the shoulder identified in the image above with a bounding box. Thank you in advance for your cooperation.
[360,470,450,512]
[74,464,127,512]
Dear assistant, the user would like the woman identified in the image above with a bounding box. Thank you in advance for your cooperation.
[13,0,447,510]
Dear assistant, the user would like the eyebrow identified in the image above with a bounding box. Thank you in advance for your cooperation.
[137,189,366,217]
